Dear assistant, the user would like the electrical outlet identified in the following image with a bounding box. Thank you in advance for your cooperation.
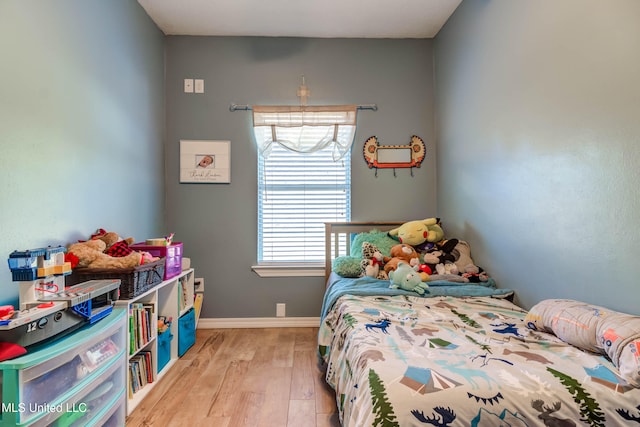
[184,79,194,93]
[276,303,286,317]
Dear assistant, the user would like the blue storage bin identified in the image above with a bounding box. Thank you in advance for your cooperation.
[178,308,196,357]
[157,330,173,372]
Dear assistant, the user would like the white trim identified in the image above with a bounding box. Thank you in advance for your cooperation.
[197,317,321,328]
[251,264,324,277]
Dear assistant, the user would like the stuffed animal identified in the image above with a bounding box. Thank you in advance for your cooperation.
[388,218,445,252]
[462,265,490,282]
[67,239,146,269]
[422,238,458,273]
[448,240,477,273]
[91,229,136,258]
[415,264,431,282]
[383,244,420,274]
[360,242,388,280]
[388,262,429,295]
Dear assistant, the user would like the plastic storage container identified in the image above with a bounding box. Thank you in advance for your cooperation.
[178,308,196,357]
[0,309,126,427]
[157,330,173,372]
[130,242,183,280]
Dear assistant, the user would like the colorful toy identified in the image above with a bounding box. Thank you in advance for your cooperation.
[3,247,121,351]
[66,239,146,269]
[388,218,444,252]
[388,261,429,295]
[89,229,136,257]
[360,242,387,280]
[8,246,71,282]
[416,264,432,282]
[383,243,420,274]
[158,316,173,334]
[462,265,489,282]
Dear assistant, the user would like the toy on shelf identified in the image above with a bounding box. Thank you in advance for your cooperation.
[1,247,122,351]
[8,246,71,282]
[158,316,172,334]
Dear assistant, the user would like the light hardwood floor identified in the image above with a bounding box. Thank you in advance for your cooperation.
[125,328,340,427]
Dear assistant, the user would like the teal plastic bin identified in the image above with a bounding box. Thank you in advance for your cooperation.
[178,308,196,356]
[157,330,173,372]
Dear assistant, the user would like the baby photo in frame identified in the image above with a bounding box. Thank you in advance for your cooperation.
[180,140,230,183]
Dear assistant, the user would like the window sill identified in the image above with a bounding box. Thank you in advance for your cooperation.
[252,264,325,278]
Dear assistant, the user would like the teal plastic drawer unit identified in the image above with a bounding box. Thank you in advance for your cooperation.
[0,309,126,427]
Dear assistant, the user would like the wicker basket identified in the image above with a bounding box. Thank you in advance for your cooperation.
[66,258,165,299]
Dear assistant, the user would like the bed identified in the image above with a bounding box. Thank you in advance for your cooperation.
[318,222,640,427]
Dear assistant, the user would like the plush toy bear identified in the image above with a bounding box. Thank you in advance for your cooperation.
[91,229,136,258]
[383,243,420,274]
[388,218,445,253]
[360,242,388,280]
[67,239,146,269]
[388,262,429,295]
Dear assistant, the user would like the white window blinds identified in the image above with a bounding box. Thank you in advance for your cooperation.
[257,139,351,264]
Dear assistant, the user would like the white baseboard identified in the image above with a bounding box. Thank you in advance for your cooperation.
[197,317,321,329]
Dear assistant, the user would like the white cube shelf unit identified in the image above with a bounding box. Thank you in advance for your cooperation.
[115,268,195,416]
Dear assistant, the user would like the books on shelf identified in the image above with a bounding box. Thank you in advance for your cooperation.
[178,275,189,313]
[129,351,153,395]
[129,303,155,355]
[193,293,203,326]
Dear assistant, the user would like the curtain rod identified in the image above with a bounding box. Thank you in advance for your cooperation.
[229,103,377,112]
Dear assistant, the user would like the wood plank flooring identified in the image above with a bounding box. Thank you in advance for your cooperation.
[126,328,340,427]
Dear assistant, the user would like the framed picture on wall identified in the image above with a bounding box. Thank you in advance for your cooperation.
[180,140,230,183]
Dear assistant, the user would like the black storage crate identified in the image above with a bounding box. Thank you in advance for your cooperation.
[66,258,165,299]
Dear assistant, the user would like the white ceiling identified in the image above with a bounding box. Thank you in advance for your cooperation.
[137,0,462,39]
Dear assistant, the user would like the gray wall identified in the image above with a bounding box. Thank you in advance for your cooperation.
[164,37,436,318]
[0,0,165,304]
[434,0,640,313]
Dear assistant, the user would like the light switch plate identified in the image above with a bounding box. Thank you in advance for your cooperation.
[184,79,194,93]
[195,79,204,93]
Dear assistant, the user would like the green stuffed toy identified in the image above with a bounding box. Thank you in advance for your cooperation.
[388,262,429,295]
[388,218,445,252]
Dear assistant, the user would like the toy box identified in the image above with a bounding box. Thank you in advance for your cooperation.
[130,242,183,280]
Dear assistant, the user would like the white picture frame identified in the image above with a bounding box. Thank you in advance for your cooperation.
[180,140,230,183]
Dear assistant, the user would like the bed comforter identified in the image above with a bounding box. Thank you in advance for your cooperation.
[318,278,640,427]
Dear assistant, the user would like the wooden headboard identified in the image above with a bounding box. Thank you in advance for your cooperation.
[324,222,404,283]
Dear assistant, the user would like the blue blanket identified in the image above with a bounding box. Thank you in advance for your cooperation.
[320,273,514,320]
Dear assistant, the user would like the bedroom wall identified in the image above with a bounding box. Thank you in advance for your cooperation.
[164,37,436,319]
[0,0,165,305]
[434,0,640,314]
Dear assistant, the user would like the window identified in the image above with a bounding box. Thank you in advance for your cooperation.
[251,105,356,277]
[257,144,351,266]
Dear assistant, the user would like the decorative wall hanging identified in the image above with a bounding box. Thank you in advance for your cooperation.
[180,140,230,183]
[362,135,426,176]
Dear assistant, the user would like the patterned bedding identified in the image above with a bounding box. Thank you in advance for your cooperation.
[318,281,640,426]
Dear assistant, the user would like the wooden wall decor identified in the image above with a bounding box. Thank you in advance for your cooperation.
[362,135,426,176]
